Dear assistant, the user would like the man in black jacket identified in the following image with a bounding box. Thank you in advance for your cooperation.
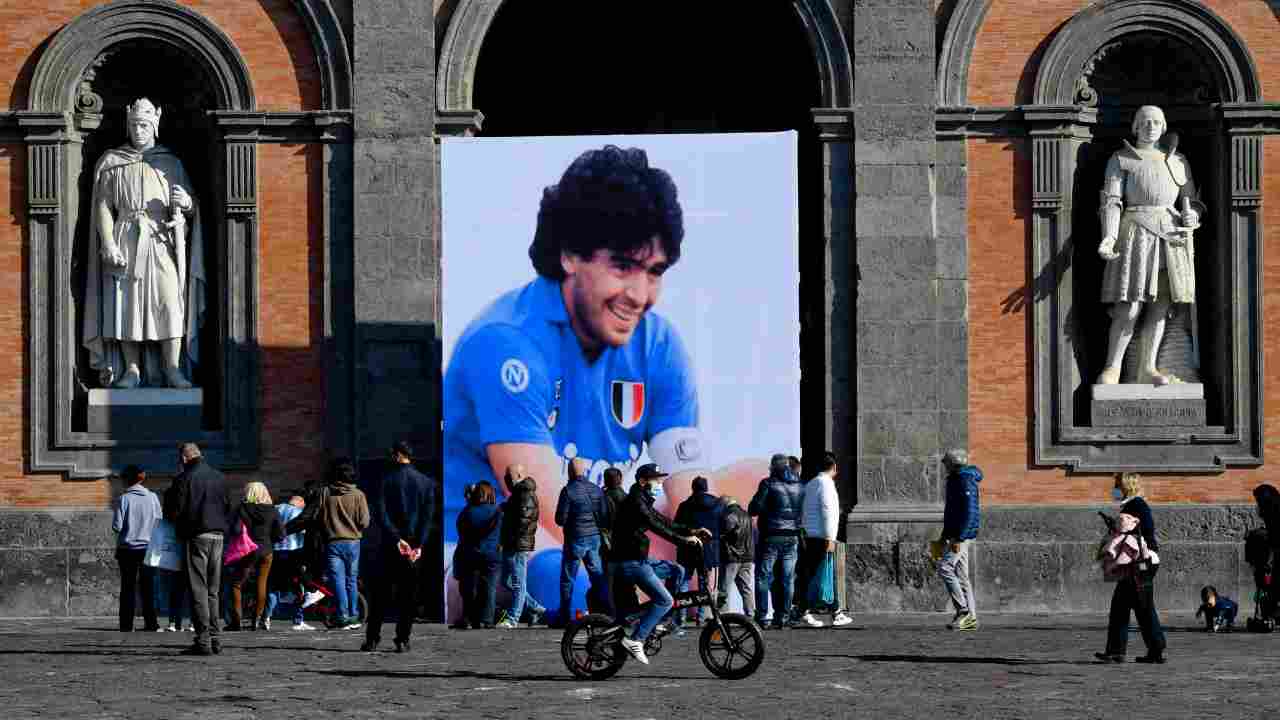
[496,464,546,628]
[674,476,720,624]
[601,468,632,616]
[363,441,436,653]
[749,454,804,629]
[610,463,709,665]
[717,496,754,617]
[171,442,230,656]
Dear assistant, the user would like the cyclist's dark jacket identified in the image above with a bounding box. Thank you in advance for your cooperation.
[610,483,692,562]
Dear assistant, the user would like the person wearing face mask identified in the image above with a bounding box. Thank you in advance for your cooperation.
[608,463,711,665]
[1097,472,1166,664]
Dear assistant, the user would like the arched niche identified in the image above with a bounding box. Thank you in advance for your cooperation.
[23,1,260,477]
[1022,0,1263,471]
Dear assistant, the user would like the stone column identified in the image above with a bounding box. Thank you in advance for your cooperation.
[351,0,439,461]
[847,0,951,610]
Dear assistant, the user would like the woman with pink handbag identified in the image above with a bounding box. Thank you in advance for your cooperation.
[225,482,284,630]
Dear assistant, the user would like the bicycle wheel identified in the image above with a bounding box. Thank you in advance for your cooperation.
[561,613,627,680]
[699,613,765,679]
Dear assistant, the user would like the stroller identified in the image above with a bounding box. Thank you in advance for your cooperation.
[1243,527,1276,633]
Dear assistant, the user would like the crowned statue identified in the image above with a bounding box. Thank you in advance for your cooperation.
[82,98,206,389]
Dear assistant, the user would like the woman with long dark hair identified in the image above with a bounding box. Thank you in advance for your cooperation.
[455,481,502,629]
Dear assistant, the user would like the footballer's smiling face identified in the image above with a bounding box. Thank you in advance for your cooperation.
[561,236,670,357]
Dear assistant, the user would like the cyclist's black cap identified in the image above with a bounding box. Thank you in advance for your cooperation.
[635,463,668,481]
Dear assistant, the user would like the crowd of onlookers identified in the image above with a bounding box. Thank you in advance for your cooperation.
[449,452,855,633]
[109,441,1280,664]
[109,440,435,655]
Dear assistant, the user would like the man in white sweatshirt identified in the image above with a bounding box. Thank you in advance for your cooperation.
[799,453,852,627]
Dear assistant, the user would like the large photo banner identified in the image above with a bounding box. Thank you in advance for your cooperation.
[441,133,799,623]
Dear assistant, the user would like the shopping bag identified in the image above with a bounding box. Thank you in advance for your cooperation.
[816,552,836,608]
[143,519,184,572]
[223,520,259,565]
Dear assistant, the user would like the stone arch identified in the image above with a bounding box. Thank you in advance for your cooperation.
[936,0,993,107]
[28,0,255,112]
[436,0,853,113]
[290,0,353,110]
[1032,0,1260,106]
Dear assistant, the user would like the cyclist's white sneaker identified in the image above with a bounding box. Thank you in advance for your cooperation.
[800,612,824,627]
[620,637,650,665]
[495,619,518,629]
[292,622,316,631]
[831,611,854,627]
[301,591,325,608]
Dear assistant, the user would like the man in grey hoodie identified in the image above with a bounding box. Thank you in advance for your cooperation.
[112,465,162,631]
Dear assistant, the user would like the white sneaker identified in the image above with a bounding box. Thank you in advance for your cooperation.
[620,637,650,665]
[302,590,326,609]
[495,619,518,629]
[259,618,271,631]
[155,626,166,633]
[800,612,824,627]
[292,622,316,631]
[831,611,853,627]
[164,623,178,632]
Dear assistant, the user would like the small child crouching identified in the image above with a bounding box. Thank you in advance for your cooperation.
[1196,585,1238,632]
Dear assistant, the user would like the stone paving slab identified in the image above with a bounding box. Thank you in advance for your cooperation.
[0,615,1276,719]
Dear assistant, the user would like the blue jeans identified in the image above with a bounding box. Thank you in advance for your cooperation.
[503,550,545,621]
[649,560,687,626]
[560,535,605,617]
[264,550,305,624]
[755,536,799,624]
[325,540,361,620]
[612,560,672,642]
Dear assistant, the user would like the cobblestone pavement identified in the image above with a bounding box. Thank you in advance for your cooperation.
[0,614,1276,719]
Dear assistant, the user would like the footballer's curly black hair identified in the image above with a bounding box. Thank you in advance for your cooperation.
[529,145,684,280]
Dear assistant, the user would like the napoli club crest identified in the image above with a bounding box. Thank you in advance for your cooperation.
[611,380,645,429]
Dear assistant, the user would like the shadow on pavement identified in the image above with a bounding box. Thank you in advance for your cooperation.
[803,653,1100,667]
[309,668,708,683]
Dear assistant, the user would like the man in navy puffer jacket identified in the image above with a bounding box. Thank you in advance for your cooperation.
[938,448,983,631]
[749,454,804,628]
[554,458,608,626]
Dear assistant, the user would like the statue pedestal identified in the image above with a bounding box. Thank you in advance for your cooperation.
[88,388,203,437]
[1091,383,1206,427]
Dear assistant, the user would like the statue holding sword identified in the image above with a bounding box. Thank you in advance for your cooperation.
[1095,104,1205,386]
[83,98,206,389]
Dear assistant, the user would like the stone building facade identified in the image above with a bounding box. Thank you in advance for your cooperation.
[0,0,1277,618]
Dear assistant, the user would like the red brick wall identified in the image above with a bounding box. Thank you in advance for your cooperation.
[0,2,327,507]
[0,0,320,111]
[967,136,1280,506]
[968,0,1280,106]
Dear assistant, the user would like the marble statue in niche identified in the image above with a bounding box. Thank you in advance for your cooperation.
[1095,105,1204,386]
[82,98,206,389]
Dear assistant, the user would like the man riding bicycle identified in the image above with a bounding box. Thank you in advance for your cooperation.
[610,463,712,665]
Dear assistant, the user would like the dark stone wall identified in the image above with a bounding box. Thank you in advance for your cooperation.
[845,506,1263,614]
[351,0,440,462]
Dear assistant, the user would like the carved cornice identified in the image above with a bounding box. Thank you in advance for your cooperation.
[433,109,484,138]
[938,103,1280,138]
[211,110,353,143]
[811,108,854,141]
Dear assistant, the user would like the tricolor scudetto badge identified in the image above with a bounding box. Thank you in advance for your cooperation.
[611,380,645,429]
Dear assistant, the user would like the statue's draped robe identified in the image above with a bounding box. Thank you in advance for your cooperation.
[1099,145,1197,304]
[82,145,206,386]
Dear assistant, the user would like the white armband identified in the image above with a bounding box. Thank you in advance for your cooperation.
[647,427,707,475]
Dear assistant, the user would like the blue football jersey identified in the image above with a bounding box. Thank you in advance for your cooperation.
[442,276,702,544]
